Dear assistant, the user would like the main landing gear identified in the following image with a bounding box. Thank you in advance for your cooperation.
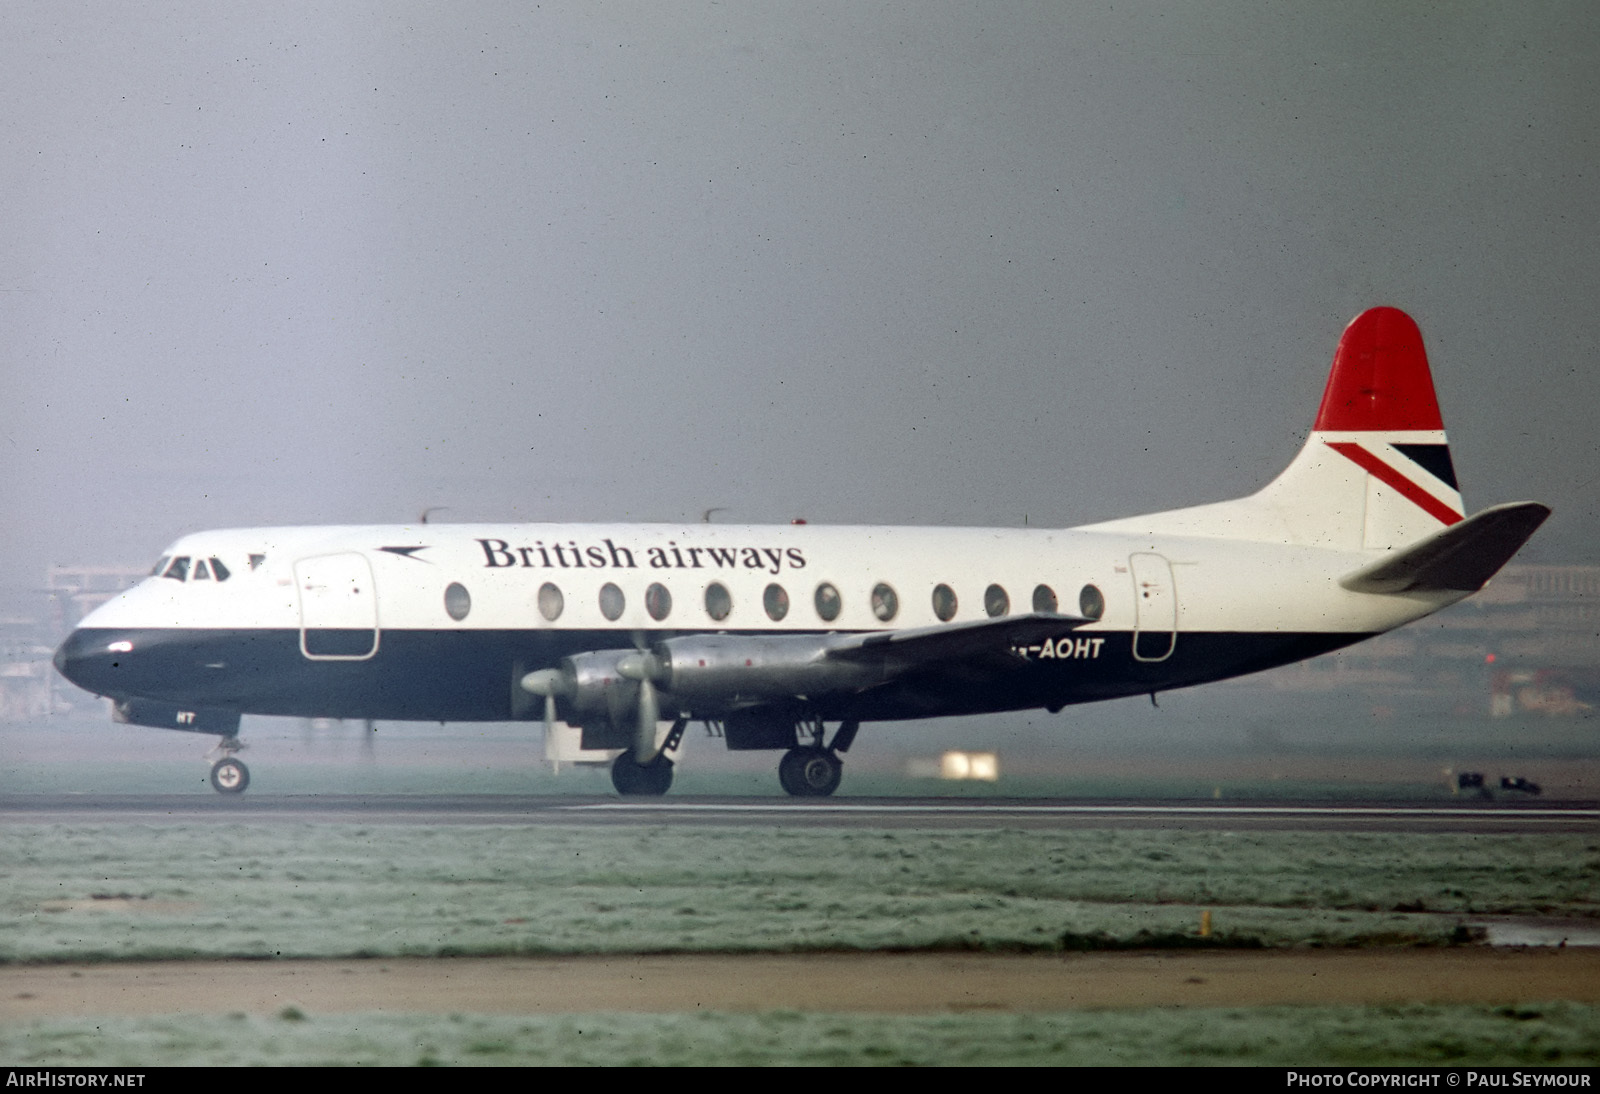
[776,718,859,798]
[207,737,249,795]
[778,747,841,797]
[610,717,688,797]
[611,752,674,796]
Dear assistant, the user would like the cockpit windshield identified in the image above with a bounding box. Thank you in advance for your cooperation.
[158,556,233,583]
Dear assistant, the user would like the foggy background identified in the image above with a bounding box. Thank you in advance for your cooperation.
[6,3,1597,573]
[3,4,1597,783]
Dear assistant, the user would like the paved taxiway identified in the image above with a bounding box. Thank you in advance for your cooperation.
[1,794,1594,833]
[7,950,1600,1021]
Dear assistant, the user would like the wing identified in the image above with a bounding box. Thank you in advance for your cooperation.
[821,611,1092,665]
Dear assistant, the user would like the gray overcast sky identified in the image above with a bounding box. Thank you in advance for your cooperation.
[5,2,1598,585]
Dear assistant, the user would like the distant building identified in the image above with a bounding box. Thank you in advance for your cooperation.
[47,564,150,632]
[0,563,146,719]
[1252,565,1600,718]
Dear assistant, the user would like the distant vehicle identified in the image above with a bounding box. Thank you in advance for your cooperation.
[54,308,1548,797]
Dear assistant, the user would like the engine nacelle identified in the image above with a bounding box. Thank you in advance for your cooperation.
[559,649,644,725]
[652,633,878,708]
[534,634,880,727]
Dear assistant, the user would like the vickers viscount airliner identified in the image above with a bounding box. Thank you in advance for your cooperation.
[54,307,1549,796]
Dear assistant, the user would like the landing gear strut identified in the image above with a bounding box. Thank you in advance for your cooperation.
[208,737,249,794]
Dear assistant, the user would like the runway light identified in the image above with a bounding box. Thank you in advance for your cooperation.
[967,753,999,781]
[938,751,999,781]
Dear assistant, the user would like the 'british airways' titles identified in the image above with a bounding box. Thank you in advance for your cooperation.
[477,537,806,575]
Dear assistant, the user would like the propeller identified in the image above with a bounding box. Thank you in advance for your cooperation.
[522,647,672,764]
[616,650,667,761]
[520,667,573,739]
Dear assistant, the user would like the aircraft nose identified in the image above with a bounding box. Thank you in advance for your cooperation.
[53,629,131,696]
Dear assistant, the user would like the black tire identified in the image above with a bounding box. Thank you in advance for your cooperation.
[778,747,841,797]
[778,749,804,796]
[612,753,673,796]
[210,757,249,794]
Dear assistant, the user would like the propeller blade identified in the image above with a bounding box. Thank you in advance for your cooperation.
[634,677,659,761]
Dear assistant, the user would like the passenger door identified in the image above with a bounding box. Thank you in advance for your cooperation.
[295,553,379,659]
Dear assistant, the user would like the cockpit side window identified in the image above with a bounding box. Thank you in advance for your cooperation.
[211,557,232,582]
[162,557,191,582]
[248,554,266,571]
[150,556,171,577]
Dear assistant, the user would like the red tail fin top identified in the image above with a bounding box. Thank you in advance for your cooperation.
[1313,307,1443,432]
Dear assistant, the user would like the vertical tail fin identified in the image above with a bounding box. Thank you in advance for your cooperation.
[1271,306,1464,550]
[1083,307,1469,551]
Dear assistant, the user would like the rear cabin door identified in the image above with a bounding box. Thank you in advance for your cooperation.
[1129,551,1177,662]
[296,553,379,659]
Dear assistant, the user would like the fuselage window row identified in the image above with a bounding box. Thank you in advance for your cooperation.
[150,565,1100,627]
[491,579,1097,625]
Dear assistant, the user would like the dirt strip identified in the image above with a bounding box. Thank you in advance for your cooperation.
[5,950,1599,1019]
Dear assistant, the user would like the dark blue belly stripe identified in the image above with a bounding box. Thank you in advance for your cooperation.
[58,626,1374,724]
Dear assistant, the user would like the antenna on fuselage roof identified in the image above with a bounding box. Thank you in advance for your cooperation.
[420,507,449,525]
[702,507,727,523]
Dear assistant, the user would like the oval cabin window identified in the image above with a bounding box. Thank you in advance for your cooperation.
[444,582,471,621]
[814,582,842,623]
[870,583,898,623]
[1033,584,1058,613]
[646,582,672,622]
[705,582,732,622]
[764,583,790,621]
[1079,583,1105,621]
[932,583,958,622]
[599,582,626,622]
[984,584,1009,618]
[538,582,564,621]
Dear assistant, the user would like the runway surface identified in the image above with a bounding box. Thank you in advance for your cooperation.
[2,793,1595,832]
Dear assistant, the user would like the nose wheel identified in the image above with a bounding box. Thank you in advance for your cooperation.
[207,736,249,794]
[209,756,250,794]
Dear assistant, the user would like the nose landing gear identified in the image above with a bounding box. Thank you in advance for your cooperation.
[207,738,249,794]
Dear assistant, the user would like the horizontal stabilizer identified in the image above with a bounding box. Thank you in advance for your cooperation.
[824,611,1090,664]
[1339,502,1551,594]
